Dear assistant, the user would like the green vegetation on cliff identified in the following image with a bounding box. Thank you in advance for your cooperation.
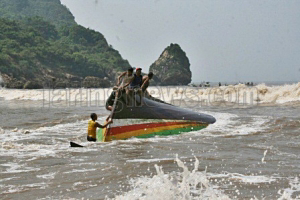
[0,0,131,88]
[0,0,191,88]
[0,17,131,88]
[0,0,76,27]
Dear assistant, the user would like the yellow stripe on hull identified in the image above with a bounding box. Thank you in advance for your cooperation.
[104,123,208,141]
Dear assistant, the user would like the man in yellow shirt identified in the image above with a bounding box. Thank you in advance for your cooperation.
[87,113,112,142]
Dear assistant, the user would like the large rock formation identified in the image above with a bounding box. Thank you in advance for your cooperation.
[149,43,191,86]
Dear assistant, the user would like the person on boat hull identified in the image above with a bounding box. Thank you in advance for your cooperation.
[107,68,135,111]
[141,72,154,95]
[115,67,135,108]
[87,113,112,142]
[117,67,134,89]
[128,67,143,106]
[129,68,143,89]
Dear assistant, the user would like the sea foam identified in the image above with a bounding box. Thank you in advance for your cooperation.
[110,156,300,200]
[0,83,299,105]
[111,155,231,200]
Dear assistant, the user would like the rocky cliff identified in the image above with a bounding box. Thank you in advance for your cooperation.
[0,0,131,89]
[149,43,191,86]
[0,0,192,88]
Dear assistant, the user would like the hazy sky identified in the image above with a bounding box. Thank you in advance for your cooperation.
[61,0,300,82]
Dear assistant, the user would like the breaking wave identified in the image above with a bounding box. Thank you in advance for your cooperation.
[110,156,300,200]
[0,83,299,105]
[158,82,300,105]
[0,127,5,134]
[110,155,231,200]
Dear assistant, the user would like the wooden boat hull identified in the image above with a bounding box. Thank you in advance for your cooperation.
[97,119,209,141]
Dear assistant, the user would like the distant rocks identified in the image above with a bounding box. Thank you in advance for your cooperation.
[149,43,192,86]
[23,80,43,89]
[1,75,24,89]
[1,73,112,89]
[3,76,45,89]
[6,80,25,89]
[83,76,111,88]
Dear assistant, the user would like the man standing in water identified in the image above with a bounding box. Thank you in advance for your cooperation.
[87,113,112,142]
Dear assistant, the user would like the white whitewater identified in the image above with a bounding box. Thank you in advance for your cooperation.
[0,82,299,199]
[111,156,300,200]
[0,83,299,105]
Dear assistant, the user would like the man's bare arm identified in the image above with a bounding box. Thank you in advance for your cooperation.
[117,72,127,86]
[120,76,134,89]
[141,77,149,89]
[95,120,113,128]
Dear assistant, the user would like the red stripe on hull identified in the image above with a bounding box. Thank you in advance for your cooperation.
[108,121,205,136]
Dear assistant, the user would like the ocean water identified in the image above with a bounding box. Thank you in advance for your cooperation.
[0,83,299,199]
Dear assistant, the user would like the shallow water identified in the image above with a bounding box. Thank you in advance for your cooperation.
[0,85,299,199]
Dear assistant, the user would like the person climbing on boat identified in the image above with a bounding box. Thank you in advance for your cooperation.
[116,67,135,105]
[117,67,134,89]
[87,113,112,142]
[129,68,143,89]
[128,68,143,105]
[141,72,154,93]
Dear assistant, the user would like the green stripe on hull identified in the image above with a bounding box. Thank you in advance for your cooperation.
[97,125,208,141]
[97,128,104,141]
[135,126,207,139]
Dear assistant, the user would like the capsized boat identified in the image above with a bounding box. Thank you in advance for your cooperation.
[98,90,216,141]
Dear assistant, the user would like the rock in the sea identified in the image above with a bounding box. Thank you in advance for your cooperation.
[149,43,192,86]
[83,76,111,88]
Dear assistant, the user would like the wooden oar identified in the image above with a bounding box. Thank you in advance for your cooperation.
[103,89,119,142]
[110,90,119,119]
